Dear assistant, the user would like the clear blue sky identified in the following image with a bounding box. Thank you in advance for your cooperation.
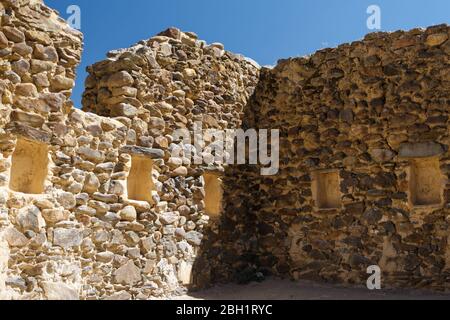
[45,0,450,108]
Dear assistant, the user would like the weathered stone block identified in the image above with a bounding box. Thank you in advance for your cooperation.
[399,142,445,158]
[42,282,79,300]
[53,228,82,249]
[3,227,28,247]
[114,261,142,285]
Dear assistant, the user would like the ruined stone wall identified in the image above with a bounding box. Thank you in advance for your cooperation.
[80,27,260,295]
[0,0,449,300]
[82,27,259,133]
[0,0,84,299]
[194,81,268,286]
[233,24,450,290]
[0,0,260,299]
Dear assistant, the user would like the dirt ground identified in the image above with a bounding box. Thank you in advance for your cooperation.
[175,278,450,300]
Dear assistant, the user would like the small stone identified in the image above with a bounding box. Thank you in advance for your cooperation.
[183,68,196,79]
[53,228,83,249]
[75,205,96,217]
[77,147,105,163]
[120,146,165,159]
[42,209,69,224]
[178,205,191,216]
[93,230,110,244]
[33,44,58,62]
[4,70,20,84]
[41,92,66,111]
[107,71,134,88]
[167,157,183,168]
[10,110,45,127]
[96,251,114,263]
[103,212,120,223]
[125,200,151,212]
[158,27,181,39]
[149,117,165,130]
[339,109,354,123]
[392,37,417,49]
[15,83,38,97]
[155,102,173,114]
[17,205,46,233]
[210,42,225,50]
[105,291,132,300]
[12,42,33,56]
[362,208,383,225]
[93,193,119,204]
[185,231,203,246]
[12,59,30,76]
[369,149,395,163]
[88,200,110,215]
[172,90,185,98]
[159,42,172,56]
[108,180,126,196]
[111,103,137,117]
[83,173,100,194]
[6,277,26,290]
[175,228,186,238]
[50,75,74,91]
[114,261,142,285]
[30,59,55,73]
[387,134,408,149]
[33,73,50,88]
[159,212,179,225]
[119,206,137,222]
[75,193,90,206]
[2,27,25,43]
[173,166,188,176]
[42,282,79,300]
[34,199,54,210]
[127,247,141,259]
[111,86,137,97]
[426,33,448,46]
[0,32,8,49]
[399,142,445,158]
[3,227,29,247]
[56,192,76,210]
[141,237,155,253]
[24,30,52,45]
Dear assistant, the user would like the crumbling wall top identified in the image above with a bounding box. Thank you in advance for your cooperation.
[82,27,260,134]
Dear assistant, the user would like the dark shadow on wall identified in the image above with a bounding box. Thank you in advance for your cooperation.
[191,24,450,292]
[191,168,262,289]
[190,73,272,290]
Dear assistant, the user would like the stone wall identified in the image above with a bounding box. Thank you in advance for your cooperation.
[0,0,449,300]
[0,236,8,299]
[82,27,260,132]
[225,24,450,290]
[0,0,260,299]
[0,0,84,299]
[79,26,260,296]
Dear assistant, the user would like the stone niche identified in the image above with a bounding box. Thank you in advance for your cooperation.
[9,138,49,194]
[203,173,223,217]
[409,158,443,207]
[127,155,155,203]
[311,170,342,210]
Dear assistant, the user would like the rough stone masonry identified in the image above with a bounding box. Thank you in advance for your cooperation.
[0,0,448,300]
[212,24,450,291]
